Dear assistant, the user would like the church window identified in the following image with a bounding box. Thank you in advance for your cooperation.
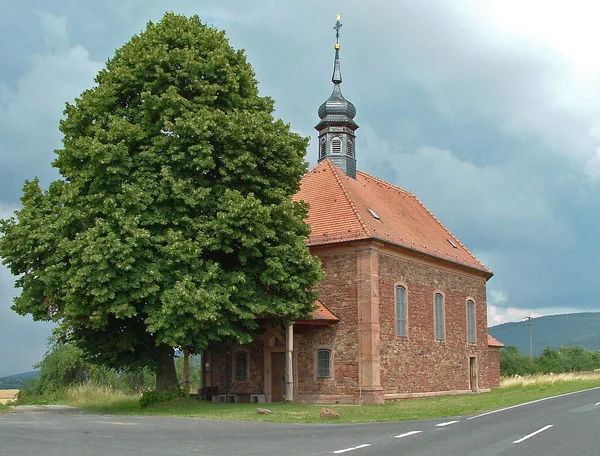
[396,286,407,337]
[234,351,248,381]
[331,137,342,154]
[467,300,476,343]
[435,293,445,340]
[317,349,331,378]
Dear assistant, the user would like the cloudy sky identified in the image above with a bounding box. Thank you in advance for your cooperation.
[2,0,600,375]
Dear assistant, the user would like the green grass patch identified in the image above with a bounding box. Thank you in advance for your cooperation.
[14,374,600,423]
[59,376,600,423]
[0,403,9,413]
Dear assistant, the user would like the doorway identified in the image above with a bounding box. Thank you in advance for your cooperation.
[469,357,478,392]
[271,352,286,402]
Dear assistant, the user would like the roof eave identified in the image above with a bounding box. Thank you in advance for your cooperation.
[307,235,493,279]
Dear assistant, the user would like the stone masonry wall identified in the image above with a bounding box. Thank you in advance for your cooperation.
[295,246,360,397]
[207,339,264,394]
[487,348,501,388]
[378,248,492,394]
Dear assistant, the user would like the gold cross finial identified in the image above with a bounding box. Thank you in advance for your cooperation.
[333,14,342,48]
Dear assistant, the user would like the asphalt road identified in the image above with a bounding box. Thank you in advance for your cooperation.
[1,387,599,456]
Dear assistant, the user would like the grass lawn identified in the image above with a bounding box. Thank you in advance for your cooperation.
[66,373,600,423]
[0,403,9,413]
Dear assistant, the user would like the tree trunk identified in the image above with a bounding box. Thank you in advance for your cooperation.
[156,344,179,394]
[183,349,190,395]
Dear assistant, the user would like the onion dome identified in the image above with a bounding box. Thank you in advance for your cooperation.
[316,46,358,128]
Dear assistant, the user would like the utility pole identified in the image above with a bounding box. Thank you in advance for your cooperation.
[526,316,533,361]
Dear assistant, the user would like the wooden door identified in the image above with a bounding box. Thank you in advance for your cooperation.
[469,357,478,392]
[271,352,286,402]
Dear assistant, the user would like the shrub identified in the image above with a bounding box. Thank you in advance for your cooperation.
[140,388,186,408]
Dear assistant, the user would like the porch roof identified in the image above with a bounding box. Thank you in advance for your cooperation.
[487,334,504,347]
[294,300,339,325]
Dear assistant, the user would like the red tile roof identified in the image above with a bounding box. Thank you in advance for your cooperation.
[487,334,504,347]
[294,300,338,325]
[294,160,492,275]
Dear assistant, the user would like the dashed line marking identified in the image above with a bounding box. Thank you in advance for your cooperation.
[469,386,600,420]
[333,443,371,454]
[595,402,600,406]
[513,425,553,444]
[435,420,459,427]
[394,430,423,439]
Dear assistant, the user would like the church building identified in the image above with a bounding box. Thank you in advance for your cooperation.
[203,18,503,405]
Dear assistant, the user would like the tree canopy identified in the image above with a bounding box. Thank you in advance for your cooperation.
[0,13,322,392]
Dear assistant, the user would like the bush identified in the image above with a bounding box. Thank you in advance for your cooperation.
[501,345,600,377]
[140,388,186,408]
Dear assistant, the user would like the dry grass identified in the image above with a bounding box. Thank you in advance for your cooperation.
[501,371,600,387]
[0,390,19,405]
[64,384,138,409]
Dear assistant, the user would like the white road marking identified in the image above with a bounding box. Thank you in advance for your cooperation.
[595,402,600,406]
[435,420,459,427]
[333,443,371,454]
[468,386,600,420]
[394,430,423,439]
[513,424,553,444]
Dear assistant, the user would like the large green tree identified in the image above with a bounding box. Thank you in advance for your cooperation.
[0,13,322,392]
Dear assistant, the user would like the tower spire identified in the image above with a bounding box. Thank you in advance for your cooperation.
[315,15,358,179]
[332,17,342,84]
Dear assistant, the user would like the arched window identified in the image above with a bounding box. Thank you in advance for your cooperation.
[395,286,407,336]
[434,293,445,340]
[317,349,331,378]
[331,137,342,154]
[347,138,354,157]
[320,138,326,158]
[467,300,476,343]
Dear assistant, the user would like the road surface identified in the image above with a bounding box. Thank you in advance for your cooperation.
[1,387,599,455]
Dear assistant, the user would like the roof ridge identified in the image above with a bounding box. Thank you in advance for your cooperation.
[355,169,490,273]
[356,169,414,197]
[325,160,370,236]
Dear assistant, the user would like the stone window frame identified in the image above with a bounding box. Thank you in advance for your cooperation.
[314,345,334,381]
[394,281,408,338]
[466,298,476,344]
[232,348,250,382]
[319,137,326,159]
[433,291,445,341]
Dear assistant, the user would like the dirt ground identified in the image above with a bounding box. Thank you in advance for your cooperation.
[0,389,19,404]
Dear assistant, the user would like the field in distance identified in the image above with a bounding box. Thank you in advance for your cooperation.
[0,390,18,404]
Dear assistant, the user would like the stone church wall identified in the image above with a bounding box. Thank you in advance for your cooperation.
[377,248,494,396]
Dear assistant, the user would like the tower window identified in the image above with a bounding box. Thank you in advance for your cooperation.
[320,138,326,159]
[347,139,354,157]
[331,137,342,155]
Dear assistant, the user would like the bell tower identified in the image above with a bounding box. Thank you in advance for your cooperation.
[315,15,359,179]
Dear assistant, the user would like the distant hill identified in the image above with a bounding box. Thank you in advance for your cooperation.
[489,312,600,356]
[0,371,38,390]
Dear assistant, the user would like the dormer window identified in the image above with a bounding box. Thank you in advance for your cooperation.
[331,137,342,155]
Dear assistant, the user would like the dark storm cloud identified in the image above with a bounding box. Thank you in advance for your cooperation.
[2,0,600,372]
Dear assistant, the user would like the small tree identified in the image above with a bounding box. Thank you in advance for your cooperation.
[499,346,534,377]
[533,347,563,374]
[0,13,322,393]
